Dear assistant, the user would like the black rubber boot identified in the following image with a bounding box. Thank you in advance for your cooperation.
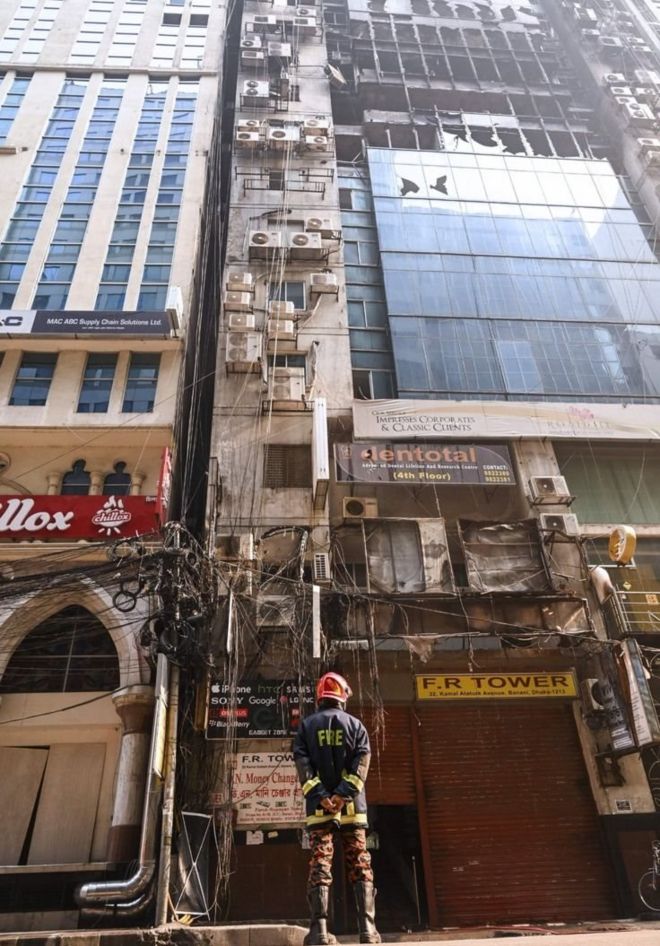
[353,881,381,944]
[304,885,332,946]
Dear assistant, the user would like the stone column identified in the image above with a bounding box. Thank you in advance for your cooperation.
[46,472,60,495]
[89,471,104,495]
[108,684,155,863]
[129,471,146,496]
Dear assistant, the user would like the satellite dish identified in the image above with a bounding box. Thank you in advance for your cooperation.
[324,63,347,89]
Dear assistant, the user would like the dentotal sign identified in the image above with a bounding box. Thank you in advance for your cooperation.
[416,672,578,700]
[0,495,160,540]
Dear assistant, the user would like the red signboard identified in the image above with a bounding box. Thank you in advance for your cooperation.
[0,495,160,541]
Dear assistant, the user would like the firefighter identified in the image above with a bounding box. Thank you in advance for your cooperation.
[293,672,380,946]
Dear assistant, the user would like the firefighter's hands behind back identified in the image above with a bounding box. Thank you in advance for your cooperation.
[321,793,346,814]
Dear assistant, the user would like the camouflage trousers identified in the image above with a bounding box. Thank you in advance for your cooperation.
[307,825,374,888]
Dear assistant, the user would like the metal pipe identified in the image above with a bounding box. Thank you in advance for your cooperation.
[80,882,156,919]
[76,655,169,909]
[155,660,180,924]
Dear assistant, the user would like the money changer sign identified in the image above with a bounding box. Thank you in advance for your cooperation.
[232,751,304,827]
[416,672,578,700]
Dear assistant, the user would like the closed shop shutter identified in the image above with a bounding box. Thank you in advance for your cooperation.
[417,702,616,926]
[359,706,415,805]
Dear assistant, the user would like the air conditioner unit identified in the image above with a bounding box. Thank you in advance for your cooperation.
[228,312,256,331]
[267,318,296,340]
[227,271,255,293]
[604,73,626,84]
[312,551,331,584]
[250,14,278,28]
[268,299,295,318]
[303,117,330,136]
[296,7,316,16]
[580,678,604,713]
[249,230,284,259]
[268,366,306,405]
[638,137,660,148]
[289,231,324,260]
[599,35,623,47]
[310,272,338,294]
[242,80,271,105]
[643,149,660,168]
[226,331,263,370]
[615,96,638,106]
[610,86,633,97]
[235,130,261,148]
[305,216,340,239]
[267,41,292,59]
[241,49,265,66]
[628,36,649,46]
[305,135,330,152]
[636,69,660,85]
[580,28,600,38]
[224,291,253,312]
[342,496,378,520]
[237,118,262,132]
[539,513,580,537]
[624,102,655,123]
[256,594,293,627]
[241,35,262,48]
[529,475,572,504]
[217,532,255,560]
[293,15,317,32]
[267,126,299,148]
[165,285,183,327]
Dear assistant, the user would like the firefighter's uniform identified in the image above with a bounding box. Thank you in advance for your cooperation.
[293,703,374,886]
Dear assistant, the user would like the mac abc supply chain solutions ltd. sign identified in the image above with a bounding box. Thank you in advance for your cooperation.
[0,309,172,336]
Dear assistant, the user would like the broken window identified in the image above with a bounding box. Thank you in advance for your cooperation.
[459,519,554,594]
[364,518,455,595]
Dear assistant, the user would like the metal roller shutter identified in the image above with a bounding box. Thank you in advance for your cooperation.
[417,702,616,926]
[359,706,415,805]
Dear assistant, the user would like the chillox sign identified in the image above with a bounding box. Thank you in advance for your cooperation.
[0,495,160,540]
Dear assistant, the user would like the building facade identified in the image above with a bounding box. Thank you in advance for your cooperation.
[0,0,226,931]
[208,0,660,932]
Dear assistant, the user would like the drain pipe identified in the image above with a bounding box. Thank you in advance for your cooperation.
[76,654,170,915]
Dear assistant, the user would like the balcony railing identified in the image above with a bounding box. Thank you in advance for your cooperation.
[603,589,660,637]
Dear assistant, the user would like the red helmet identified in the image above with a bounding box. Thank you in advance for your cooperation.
[317,671,352,704]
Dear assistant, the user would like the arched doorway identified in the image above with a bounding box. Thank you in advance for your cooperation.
[0,606,121,869]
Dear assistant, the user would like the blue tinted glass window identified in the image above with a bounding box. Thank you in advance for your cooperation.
[122,353,160,412]
[77,353,117,413]
[10,353,57,406]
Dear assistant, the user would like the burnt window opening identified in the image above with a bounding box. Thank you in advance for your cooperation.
[263,444,312,488]
[0,606,120,693]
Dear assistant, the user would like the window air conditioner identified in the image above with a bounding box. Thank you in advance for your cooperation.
[165,286,183,326]
[312,551,331,584]
[305,135,330,152]
[539,513,579,537]
[241,49,265,67]
[267,126,300,148]
[604,73,626,84]
[268,299,295,318]
[228,312,256,331]
[267,41,292,59]
[305,216,340,239]
[288,231,324,260]
[529,475,572,504]
[235,130,261,148]
[637,137,660,148]
[224,291,253,312]
[628,37,649,46]
[303,117,330,136]
[580,28,600,39]
[296,7,316,16]
[227,271,255,293]
[599,35,623,47]
[268,366,306,406]
[580,678,605,713]
[643,149,660,168]
[249,230,284,259]
[226,332,263,371]
[342,496,378,520]
[267,318,296,341]
[237,118,261,132]
[241,35,262,48]
[636,69,660,85]
[256,594,293,627]
[615,96,638,106]
[310,272,338,294]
